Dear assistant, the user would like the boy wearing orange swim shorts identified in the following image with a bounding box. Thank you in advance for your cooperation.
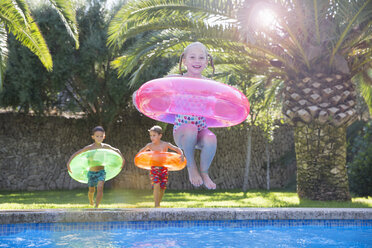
[138,125,184,207]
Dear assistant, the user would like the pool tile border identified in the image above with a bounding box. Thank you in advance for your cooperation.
[1,219,371,236]
[0,208,371,224]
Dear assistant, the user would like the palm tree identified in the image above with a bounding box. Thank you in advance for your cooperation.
[108,0,372,200]
[0,0,79,88]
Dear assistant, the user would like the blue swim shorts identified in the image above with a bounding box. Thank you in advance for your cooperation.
[87,170,106,187]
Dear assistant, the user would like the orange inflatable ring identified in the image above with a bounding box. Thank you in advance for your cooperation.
[134,151,186,171]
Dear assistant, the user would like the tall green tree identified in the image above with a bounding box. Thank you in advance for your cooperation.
[1,0,172,131]
[0,3,78,114]
[63,0,173,129]
[0,0,79,88]
[108,0,372,200]
[347,120,372,197]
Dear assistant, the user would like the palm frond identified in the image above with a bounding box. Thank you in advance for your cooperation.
[111,30,188,78]
[0,0,52,70]
[111,17,233,49]
[109,0,308,80]
[313,0,321,43]
[109,0,372,95]
[238,1,313,70]
[290,0,309,41]
[354,69,372,115]
[329,0,372,66]
[264,78,282,108]
[351,48,372,73]
[0,24,8,89]
[344,20,372,50]
[47,0,79,48]
[246,76,266,99]
[278,20,311,69]
[0,0,30,28]
[117,24,296,79]
[110,11,252,78]
[108,0,240,48]
[114,32,256,88]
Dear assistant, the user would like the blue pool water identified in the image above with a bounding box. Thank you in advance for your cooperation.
[0,220,371,247]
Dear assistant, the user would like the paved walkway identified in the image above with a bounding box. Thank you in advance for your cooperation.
[1,208,371,224]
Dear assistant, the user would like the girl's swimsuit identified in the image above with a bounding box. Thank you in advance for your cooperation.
[173,114,207,133]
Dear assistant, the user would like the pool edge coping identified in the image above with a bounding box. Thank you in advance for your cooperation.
[1,208,371,224]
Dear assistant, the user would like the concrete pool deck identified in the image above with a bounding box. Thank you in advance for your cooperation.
[1,208,371,224]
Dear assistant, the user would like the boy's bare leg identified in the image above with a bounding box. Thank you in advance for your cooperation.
[88,187,95,206]
[159,188,165,203]
[153,183,161,207]
[174,124,203,187]
[95,181,104,208]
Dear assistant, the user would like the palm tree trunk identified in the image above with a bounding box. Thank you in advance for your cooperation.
[266,138,270,190]
[294,123,351,201]
[243,127,252,191]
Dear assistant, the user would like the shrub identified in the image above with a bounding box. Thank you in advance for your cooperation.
[347,121,372,197]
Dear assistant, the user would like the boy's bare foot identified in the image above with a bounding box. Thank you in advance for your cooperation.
[187,166,203,187]
[200,172,216,189]
[89,199,94,206]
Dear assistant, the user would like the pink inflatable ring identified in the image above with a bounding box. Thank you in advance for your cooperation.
[133,77,250,127]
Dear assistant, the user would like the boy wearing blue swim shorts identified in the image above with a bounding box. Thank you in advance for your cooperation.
[138,125,184,207]
[67,126,125,208]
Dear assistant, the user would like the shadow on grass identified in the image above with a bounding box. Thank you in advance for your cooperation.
[298,197,372,208]
[164,189,297,207]
[165,189,371,208]
[0,189,154,206]
[0,189,370,208]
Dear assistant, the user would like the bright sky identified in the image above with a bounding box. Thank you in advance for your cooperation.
[28,0,122,10]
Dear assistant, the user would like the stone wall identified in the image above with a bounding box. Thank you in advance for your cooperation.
[0,112,296,191]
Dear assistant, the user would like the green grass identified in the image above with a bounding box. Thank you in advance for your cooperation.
[0,189,371,209]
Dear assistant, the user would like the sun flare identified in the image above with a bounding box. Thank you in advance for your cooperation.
[258,9,277,28]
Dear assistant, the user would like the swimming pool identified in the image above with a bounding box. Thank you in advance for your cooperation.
[1,219,371,247]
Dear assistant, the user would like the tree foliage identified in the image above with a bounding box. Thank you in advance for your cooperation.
[107,0,372,200]
[347,121,372,196]
[1,0,173,130]
[1,4,77,114]
[107,0,372,113]
[0,0,79,88]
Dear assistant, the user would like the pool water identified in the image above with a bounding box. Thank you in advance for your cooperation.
[0,220,371,247]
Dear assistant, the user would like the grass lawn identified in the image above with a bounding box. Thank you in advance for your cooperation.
[0,189,371,209]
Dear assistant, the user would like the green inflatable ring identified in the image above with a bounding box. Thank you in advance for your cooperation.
[68,149,123,184]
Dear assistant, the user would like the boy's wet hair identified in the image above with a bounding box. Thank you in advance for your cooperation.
[179,41,215,76]
[92,126,105,134]
[148,125,163,134]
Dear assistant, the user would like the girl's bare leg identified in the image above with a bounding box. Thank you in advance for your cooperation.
[197,129,217,189]
[95,181,104,208]
[174,124,203,187]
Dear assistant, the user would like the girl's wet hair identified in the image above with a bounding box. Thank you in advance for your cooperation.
[92,126,105,134]
[179,42,215,76]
